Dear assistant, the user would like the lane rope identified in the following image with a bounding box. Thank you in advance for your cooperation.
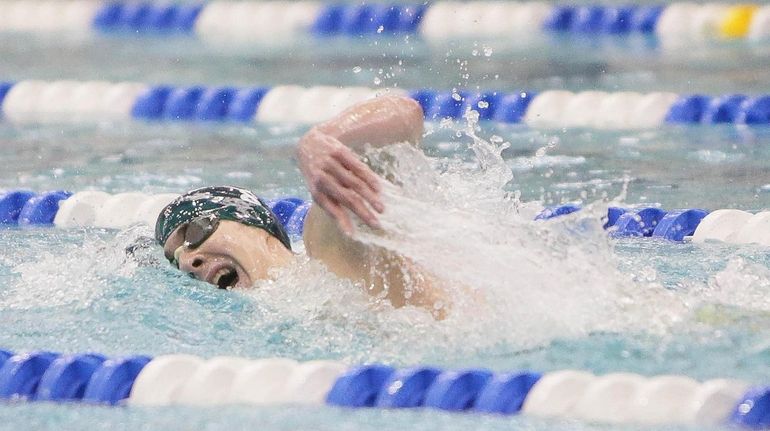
[0,348,765,427]
[1,80,769,127]
[0,2,767,43]
[6,189,770,246]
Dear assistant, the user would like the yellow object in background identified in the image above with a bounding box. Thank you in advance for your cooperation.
[719,4,759,38]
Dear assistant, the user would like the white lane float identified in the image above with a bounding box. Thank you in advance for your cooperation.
[523,91,575,128]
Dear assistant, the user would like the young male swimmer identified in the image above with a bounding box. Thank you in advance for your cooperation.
[156,95,448,318]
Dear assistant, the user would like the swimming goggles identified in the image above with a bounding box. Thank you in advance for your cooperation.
[169,215,220,268]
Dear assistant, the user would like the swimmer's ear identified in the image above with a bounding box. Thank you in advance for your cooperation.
[124,235,162,267]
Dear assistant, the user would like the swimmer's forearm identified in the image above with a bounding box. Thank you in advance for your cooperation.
[314,95,424,152]
[296,94,422,233]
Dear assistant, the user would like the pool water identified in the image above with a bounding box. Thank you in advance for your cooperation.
[1,22,770,431]
[1,32,769,93]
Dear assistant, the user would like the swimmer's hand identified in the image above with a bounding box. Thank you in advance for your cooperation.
[297,128,384,235]
[296,95,424,234]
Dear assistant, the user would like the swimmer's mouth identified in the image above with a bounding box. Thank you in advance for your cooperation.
[212,267,239,290]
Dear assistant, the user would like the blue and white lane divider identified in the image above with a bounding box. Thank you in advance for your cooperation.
[0,2,768,43]
[2,80,770,128]
[537,204,710,242]
[0,81,398,125]
[0,190,311,238]
[0,349,767,429]
[6,189,770,247]
[538,204,770,247]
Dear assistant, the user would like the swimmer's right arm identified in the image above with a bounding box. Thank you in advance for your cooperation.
[296,95,424,234]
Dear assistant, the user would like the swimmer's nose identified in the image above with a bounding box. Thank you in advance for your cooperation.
[177,251,205,279]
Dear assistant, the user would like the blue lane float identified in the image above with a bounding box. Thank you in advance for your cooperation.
[474,372,542,414]
[702,94,749,124]
[0,190,36,225]
[733,387,770,428]
[82,356,151,405]
[227,87,270,122]
[131,86,173,120]
[535,204,710,241]
[327,365,396,407]
[0,352,59,401]
[612,207,669,237]
[422,369,493,411]
[665,95,712,124]
[0,82,13,116]
[738,96,770,125]
[631,5,664,32]
[544,6,576,31]
[36,354,107,402]
[0,347,760,429]
[195,87,237,121]
[534,203,581,220]
[374,366,441,408]
[652,209,709,241]
[17,191,72,226]
[0,351,149,404]
[163,86,205,121]
[93,2,204,34]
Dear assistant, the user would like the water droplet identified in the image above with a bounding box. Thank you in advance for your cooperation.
[483,47,493,57]
[352,66,362,73]
[451,92,462,101]
[373,77,382,85]
[377,25,384,33]
[477,101,489,109]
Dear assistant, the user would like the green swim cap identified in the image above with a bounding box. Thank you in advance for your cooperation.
[155,186,291,251]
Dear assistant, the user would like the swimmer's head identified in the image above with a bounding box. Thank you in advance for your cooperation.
[156,186,293,289]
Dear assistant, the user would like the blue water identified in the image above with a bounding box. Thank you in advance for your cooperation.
[1,27,770,431]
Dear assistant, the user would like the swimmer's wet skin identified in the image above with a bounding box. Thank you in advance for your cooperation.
[155,96,449,319]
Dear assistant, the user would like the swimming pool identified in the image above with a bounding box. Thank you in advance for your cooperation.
[2,2,770,430]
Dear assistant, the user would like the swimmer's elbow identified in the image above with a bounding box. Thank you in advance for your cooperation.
[380,95,424,144]
[400,96,425,144]
[309,94,425,149]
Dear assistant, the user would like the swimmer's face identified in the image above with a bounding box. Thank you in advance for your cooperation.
[163,220,293,289]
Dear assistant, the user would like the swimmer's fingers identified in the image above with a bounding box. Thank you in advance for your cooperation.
[324,160,384,214]
[317,171,381,231]
[332,148,382,196]
[315,193,354,235]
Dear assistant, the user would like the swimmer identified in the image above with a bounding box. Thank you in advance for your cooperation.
[156,95,448,318]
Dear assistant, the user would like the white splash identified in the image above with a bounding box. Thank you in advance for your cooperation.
[243,115,690,362]
[4,227,147,310]
[693,257,770,312]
